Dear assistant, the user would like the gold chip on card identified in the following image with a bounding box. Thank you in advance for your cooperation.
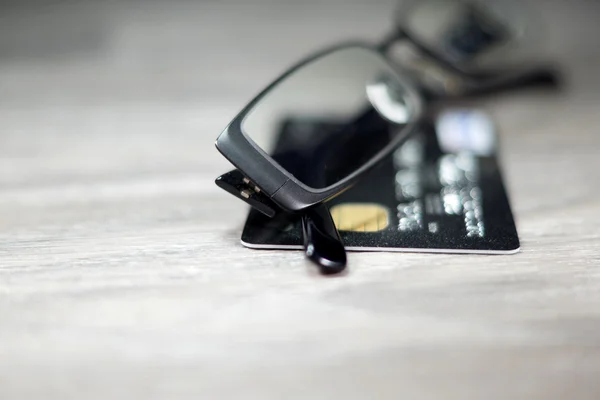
[330,203,390,232]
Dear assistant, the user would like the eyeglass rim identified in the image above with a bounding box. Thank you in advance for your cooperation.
[215,42,424,212]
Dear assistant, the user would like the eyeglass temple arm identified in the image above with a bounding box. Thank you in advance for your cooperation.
[378,28,561,95]
[301,203,347,275]
[216,169,347,274]
[458,65,561,98]
[215,169,278,218]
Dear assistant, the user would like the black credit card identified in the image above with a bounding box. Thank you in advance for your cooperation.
[241,110,520,254]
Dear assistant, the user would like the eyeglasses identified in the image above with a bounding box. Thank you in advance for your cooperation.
[214,0,559,274]
[215,45,422,273]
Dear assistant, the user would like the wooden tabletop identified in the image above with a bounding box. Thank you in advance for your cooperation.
[1,1,599,399]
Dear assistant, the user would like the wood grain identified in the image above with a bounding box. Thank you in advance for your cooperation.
[1,1,600,399]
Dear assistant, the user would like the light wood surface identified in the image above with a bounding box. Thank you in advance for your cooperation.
[1,1,600,399]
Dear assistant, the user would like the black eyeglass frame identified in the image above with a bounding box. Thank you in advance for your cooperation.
[215,42,424,213]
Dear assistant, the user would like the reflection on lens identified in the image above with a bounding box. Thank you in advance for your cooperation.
[366,75,410,124]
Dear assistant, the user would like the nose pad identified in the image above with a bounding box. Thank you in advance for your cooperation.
[366,74,411,124]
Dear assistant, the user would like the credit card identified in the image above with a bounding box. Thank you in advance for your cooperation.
[241,110,520,254]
